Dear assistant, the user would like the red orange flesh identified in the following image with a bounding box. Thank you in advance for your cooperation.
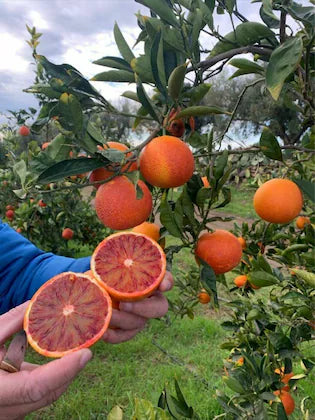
[24,272,112,358]
[91,232,166,301]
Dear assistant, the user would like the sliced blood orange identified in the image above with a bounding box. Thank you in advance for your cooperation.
[24,272,112,358]
[91,232,166,301]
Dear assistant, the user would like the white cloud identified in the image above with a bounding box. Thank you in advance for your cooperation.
[27,11,50,29]
[0,33,29,73]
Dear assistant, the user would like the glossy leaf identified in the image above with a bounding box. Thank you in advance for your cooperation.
[210,22,277,57]
[91,70,135,83]
[160,194,182,238]
[59,93,83,136]
[92,56,132,71]
[248,271,278,287]
[184,83,211,105]
[136,0,179,27]
[136,79,160,121]
[259,127,283,161]
[266,36,303,100]
[199,259,218,305]
[131,55,154,83]
[121,91,140,102]
[113,22,135,63]
[167,63,187,101]
[176,105,230,118]
[37,158,107,183]
[293,179,315,203]
[229,58,264,77]
[107,405,123,420]
[260,1,279,28]
[150,30,167,97]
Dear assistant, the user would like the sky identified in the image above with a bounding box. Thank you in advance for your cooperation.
[0,0,309,119]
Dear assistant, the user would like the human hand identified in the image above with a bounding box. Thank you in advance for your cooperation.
[0,302,92,420]
[103,271,173,344]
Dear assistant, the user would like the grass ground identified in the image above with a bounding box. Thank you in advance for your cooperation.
[25,184,314,419]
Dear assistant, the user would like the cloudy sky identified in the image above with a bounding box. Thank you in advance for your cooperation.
[0,0,308,118]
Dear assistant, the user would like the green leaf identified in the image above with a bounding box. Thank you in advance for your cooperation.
[285,3,315,27]
[59,93,83,136]
[215,187,231,209]
[181,186,198,231]
[150,31,167,97]
[222,376,245,394]
[136,79,160,122]
[248,271,278,287]
[291,268,315,288]
[199,259,218,305]
[229,58,264,75]
[167,63,187,101]
[91,70,135,82]
[257,255,273,274]
[133,106,150,129]
[160,194,182,238]
[135,0,179,27]
[87,121,104,144]
[293,179,315,203]
[184,83,211,105]
[214,150,229,180]
[107,405,123,420]
[131,55,154,83]
[210,22,277,57]
[13,160,27,189]
[92,56,132,71]
[113,22,135,63]
[176,106,230,118]
[191,8,204,48]
[44,134,72,161]
[260,1,279,29]
[266,36,303,100]
[121,91,140,102]
[133,398,155,419]
[196,187,211,207]
[37,158,107,183]
[259,127,283,161]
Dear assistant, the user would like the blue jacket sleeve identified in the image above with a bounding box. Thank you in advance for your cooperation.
[0,220,91,314]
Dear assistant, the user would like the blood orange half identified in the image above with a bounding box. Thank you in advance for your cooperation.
[91,232,166,301]
[24,272,112,358]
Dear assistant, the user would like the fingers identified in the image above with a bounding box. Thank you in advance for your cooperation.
[119,291,169,319]
[102,327,144,344]
[0,349,92,406]
[0,302,29,345]
[110,309,147,330]
[0,381,71,419]
[158,271,174,292]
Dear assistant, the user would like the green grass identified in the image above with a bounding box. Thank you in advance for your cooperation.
[215,185,257,219]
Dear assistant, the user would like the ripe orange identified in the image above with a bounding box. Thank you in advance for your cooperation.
[38,199,47,207]
[95,176,152,230]
[234,275,248,288]
[41,142,50,150]
[132,222,160,242]
[62,228,74,240]
[19,125,30,136]
[273,390,295,415]
[16,227,22,233]
[198,291,211,304]
[202,176,210,188]
[296,216,310,229]
[139,135,194,188]
[90,142,137,189]
[24,272,112,358]
[91,232,166,301]
[5,209,14,220]
[6,205,15,210]
[253,179,303,224]
[236,356,244,366]
[195,230,242,275]
[237,237,246,250]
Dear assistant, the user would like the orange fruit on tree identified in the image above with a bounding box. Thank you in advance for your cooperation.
[24,272,112,358]
[234,275,248,288]
[132,221,160,242]
[237,237,246,250]
[6,205,15,210]
[38,199,47,207]
[195,230,242,275]
[95,176,152,230]
[90,142,137,189]
[62,228,74,240]
[202,176,210,188]
[296,216,310,229]
[139,135,194,188]
[5,209,14,220]
[273,390,295,415]
[19,125,30,136]
[253,179,303,224]
[91,232,166,301]
[236,356,244,366]
[41,142,50,150]
[198,291,211,304]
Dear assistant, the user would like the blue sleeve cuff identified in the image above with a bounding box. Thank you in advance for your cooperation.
[0,220,91,314]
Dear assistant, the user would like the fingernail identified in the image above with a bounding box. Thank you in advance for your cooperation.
[120,302,133,312]
[79,349,92,369]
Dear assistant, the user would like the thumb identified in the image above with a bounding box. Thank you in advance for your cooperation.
[2,349,93,406]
